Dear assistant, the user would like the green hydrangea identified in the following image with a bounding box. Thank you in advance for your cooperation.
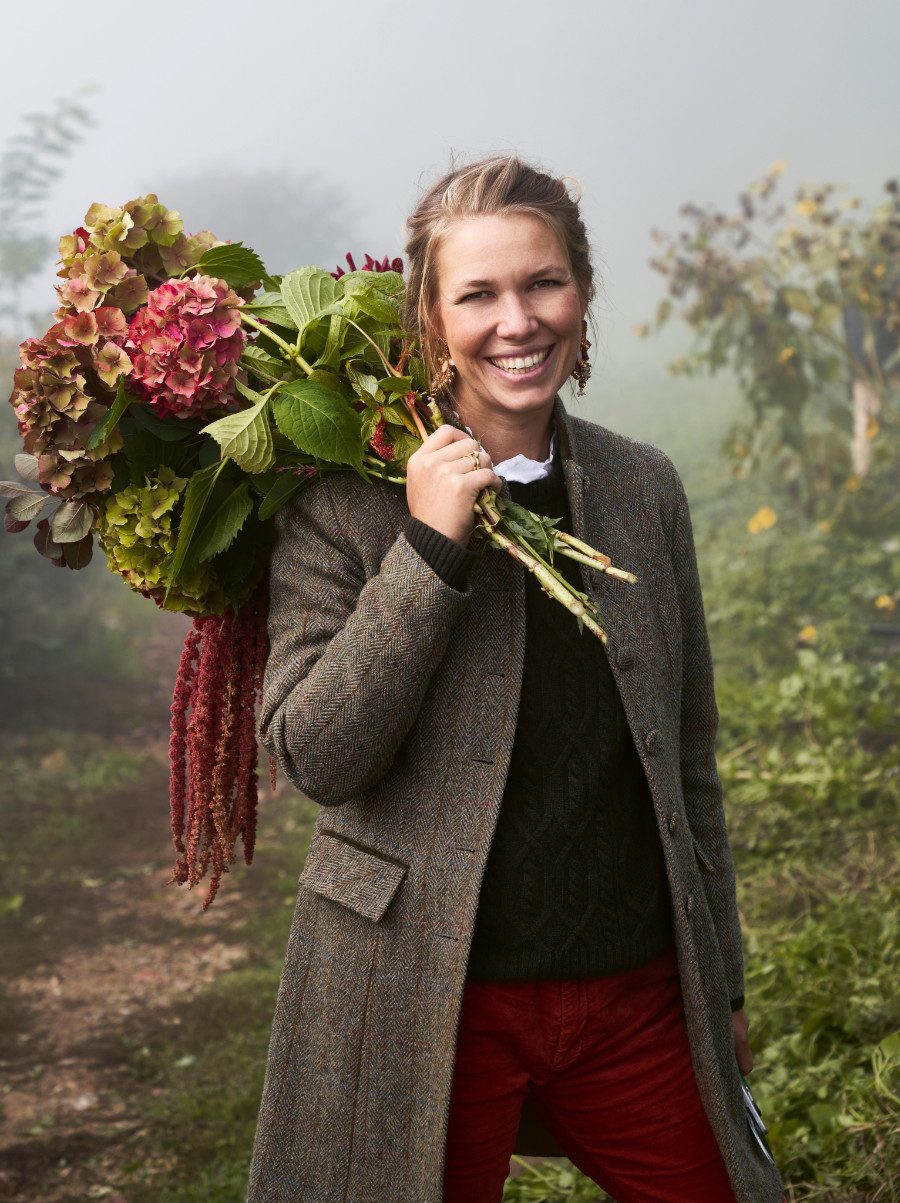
[97,466,225,616]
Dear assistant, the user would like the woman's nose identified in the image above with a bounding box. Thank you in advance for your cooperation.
[495,293,539,340]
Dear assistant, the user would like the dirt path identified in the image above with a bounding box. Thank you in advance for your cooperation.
[0,624,266,1203]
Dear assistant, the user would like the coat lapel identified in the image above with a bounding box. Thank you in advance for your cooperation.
[552,393,647,657]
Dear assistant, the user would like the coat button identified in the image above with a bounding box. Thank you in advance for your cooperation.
[684,893,694,918]
[644,729,663,755]
[616,645,634,671]
[668,811,679,836]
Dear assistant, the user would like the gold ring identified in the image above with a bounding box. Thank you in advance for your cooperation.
[469,448,481,471]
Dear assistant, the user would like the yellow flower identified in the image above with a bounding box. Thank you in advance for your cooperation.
[866,416,880,439]
[748,506,778,534]
[777,346,797,364]
[873,264,886,278]
[817,519,832,534]
[858,288,871,303]
[768,160,788,177]
[845,474,862,492]
[874,594,896,613]
[795,198,818,218]
[798,625,818,643]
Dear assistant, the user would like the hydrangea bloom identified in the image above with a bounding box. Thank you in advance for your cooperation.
[96,466,225,616]
[125,275,245,419]
[9,310,129,498]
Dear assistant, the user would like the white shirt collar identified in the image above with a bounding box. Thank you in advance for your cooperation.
[458,422,558,484]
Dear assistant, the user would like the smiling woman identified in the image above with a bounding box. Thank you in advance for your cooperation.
[245,154,786,1203]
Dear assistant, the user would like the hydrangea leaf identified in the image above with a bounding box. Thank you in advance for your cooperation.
[195,242,266,289]
[193,482,254,563]
[130,404,202,442]
[280,268,339,344]
[241,346,291,384]
[200,384,275,475]
[50,499,93,544]
[257,472,308,521]
[87,375,135,451]
[274,379,363,469]
[164,460,226,600]
[243,292,299,331]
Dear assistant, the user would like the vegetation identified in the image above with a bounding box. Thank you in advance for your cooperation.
[1,146,896,1199]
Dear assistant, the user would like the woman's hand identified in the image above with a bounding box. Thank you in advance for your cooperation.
[406,424,504,546]
[733,1008,753,1074]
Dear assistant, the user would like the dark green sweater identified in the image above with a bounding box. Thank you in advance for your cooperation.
[405,445,677,983]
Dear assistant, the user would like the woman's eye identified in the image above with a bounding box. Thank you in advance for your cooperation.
[533,278,562,289]
[460,291,489,302]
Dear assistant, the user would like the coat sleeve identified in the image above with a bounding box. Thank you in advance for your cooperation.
[258,473,474,806]
[667,460,746,1008]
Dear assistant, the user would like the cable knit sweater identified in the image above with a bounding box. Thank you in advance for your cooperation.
[404,444,677,982]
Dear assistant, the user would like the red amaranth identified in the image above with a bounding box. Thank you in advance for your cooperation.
[166,581,270,909]
[330,251,403,280]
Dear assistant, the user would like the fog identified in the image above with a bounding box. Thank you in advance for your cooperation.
[3,0,898,423]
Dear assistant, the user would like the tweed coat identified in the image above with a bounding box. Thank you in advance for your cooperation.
[245,393,784,1203]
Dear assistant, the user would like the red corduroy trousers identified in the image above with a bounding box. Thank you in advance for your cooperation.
[443,946,750,1203]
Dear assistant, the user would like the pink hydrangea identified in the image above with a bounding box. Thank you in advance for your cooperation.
[125,275,245,419]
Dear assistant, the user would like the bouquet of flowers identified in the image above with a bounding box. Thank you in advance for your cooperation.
[2,196,636,908]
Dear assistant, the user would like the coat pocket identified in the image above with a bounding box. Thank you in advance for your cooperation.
[299,829,408,921]
[691,832,717,874]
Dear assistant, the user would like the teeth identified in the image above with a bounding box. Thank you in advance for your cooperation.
[490,347,551,372]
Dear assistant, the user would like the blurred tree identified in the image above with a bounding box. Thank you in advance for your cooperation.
[0,89,95,338]
[637,165,900,521]
[147,167,360,277]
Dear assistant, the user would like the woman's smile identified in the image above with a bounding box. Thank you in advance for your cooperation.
[486,343,556,379]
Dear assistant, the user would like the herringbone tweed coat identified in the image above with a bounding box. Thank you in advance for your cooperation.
[245,394,784,1203]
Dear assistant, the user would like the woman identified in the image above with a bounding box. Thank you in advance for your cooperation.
[245,155,784,1203]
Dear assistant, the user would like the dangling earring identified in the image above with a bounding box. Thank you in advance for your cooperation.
[430,344,455,395]
[571,320,592,396]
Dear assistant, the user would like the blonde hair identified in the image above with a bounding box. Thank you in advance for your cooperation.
[403,153,597,397]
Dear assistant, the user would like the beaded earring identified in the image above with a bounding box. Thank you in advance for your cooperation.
[571,320,592,396]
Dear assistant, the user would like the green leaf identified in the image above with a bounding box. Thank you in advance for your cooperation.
[280,268,339,342]
[87,375,135,451]
[346,364,379,398]
[50,499,93,543]
[200,386,275,474]
[242,292,299,331]
[130,404,202,442]
[273,379,363,468]
[193,482,254,562]
[165,460,226,597]
[339,269,403,298]
[377,375,413,396]
[317,312,346,370]
[345,288,400,326]
[241,346,291,384]
[195,242,267,288]
[257,471,309,521]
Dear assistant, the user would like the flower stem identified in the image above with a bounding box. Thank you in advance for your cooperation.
[240,312,314,375]
[478,517,608,643]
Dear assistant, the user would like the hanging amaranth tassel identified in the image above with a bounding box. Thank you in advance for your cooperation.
[165,581,276,910]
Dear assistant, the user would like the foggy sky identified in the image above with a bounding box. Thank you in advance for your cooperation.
[2,0,897,426]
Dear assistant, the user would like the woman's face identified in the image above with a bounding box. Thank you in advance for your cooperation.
[434,212,586,426]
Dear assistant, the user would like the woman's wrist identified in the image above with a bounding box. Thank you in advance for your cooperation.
[404,516,476,591]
